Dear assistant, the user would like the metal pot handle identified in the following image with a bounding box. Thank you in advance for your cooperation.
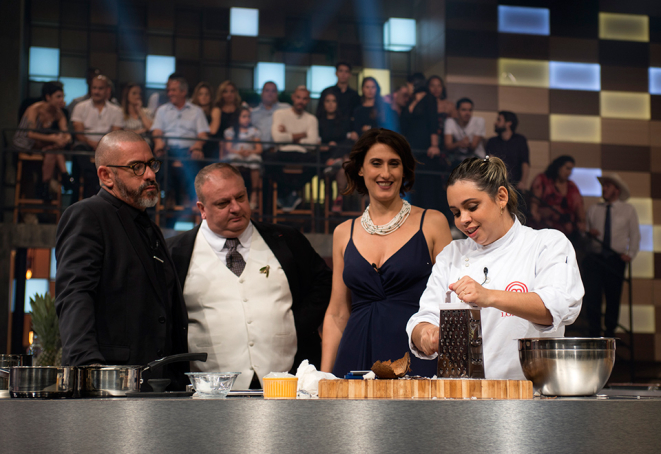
[144,352,208,372]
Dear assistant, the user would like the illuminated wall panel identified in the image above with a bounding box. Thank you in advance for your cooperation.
[618,304,655,332]
[639,225,654,252]
[230,8,259,37]
[498,6,550,36]
[29,47,59,81]
[254,62,285,93]
[58,77,87,104]
[307,66,336,98]
[650,68,661,95]
[599,13,649,42]
[549,115,601,143]
[359,68,391,95]
[549,62,600,91]
[600,91,650,120]
[383,18,416,52]
[653,226,661,253]
[25,279,49,313]
[146,55,175,89]
[570,168,602,197]
[629,197,653,225]
[498,59,548,88]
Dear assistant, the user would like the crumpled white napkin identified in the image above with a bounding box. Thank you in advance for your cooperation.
[295,360,337,399]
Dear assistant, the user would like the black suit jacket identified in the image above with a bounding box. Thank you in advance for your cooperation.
[55,190,189,388]
[167,221,332,370]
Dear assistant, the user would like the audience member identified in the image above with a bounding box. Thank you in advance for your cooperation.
[151,76,210,204]
[444,98,485,159]
[317,91,353,212]
[67,67,101,116]
[223,106,262,209]
[210,80,241,157]
[121,83,153,134]
[401,72,443,211]
[147,72,184,114]
[167,164,331,387]
[316,62,361,120]
[14,81,74,200]
[350,77,385,139]
[106,78,120,105]
[191,82,215,159]
[583,173,640,338]
[251,81,291,146]
[71,75,124,199]
[529,155,585,237]
[270,86,320,212]
[382,85,410,133]
[485,111,529,191]
[191,82,213,124]
[427,75,456,139]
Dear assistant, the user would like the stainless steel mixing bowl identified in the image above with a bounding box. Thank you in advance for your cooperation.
[518,338,616,396]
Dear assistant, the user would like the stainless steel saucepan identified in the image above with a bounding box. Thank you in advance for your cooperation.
[0,355,32,390]
[78,352,207,397]
[1,366,77,398]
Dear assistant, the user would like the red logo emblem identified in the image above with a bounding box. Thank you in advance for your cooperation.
[506,281,528,293]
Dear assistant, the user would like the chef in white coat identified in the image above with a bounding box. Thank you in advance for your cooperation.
[407,156,584,379]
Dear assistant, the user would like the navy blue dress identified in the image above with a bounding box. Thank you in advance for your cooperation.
[333,211,438,377]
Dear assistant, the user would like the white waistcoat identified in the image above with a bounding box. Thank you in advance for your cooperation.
[183,228,297,389]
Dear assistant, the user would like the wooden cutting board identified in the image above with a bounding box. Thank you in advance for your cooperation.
[318,379,533,399]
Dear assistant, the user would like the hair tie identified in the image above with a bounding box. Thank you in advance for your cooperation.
[483,155,490,162]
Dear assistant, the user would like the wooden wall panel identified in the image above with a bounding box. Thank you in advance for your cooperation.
[446,83,498,111]
[652,122,661,147]
[549,90,600,116]
[61,30,88,53]
[652,147,661,172]
[499,35,549,60]
[549,37,599,63]
[601,65,649,92]
[446,57,498,85]
[601,145,651,172]
[498,86,549,114]
[619,171,651,198]
[550,142,601,167]
[473,111,498,139]
[528,140,550,169]
[175,38,200,60]
[517,114,549,141]
[601,119,650,146]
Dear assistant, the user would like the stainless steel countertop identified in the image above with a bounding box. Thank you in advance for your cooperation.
[2,397,661,453]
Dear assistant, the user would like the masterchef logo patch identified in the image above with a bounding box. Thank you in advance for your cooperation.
[505,281,528,293]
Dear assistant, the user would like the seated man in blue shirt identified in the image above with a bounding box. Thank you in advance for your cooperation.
[250,81,290,149]
[151,77,210,205]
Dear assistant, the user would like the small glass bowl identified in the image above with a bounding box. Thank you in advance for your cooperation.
[185,372,241,398]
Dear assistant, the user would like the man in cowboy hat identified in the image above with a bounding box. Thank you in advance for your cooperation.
[582,172,640,338]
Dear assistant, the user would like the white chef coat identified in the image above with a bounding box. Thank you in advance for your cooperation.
[406,218,584,379]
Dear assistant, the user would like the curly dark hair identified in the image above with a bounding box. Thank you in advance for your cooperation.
[343,128,416,196]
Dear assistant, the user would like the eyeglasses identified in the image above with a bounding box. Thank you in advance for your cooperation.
[106,159,161,176]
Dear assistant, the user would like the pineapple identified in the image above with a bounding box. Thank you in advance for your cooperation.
[29,293,62,366]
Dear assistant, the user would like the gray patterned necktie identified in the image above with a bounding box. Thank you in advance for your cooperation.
[225,238,246,277]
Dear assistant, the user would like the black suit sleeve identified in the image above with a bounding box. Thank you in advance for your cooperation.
[288,229,331,334]
[54,203,105,366]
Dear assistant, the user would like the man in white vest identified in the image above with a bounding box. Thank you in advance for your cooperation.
[168,163,332,389]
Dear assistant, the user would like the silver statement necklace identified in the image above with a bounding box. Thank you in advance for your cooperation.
[361,200,411,235]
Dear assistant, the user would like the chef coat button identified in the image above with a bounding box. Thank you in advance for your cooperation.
[464,257,469,261]
[239,279,244,283]
[249,342,254,347]
[247,320,252,324]
[243,298,248,302]
[465,263,469,267]
[158,316,166,324]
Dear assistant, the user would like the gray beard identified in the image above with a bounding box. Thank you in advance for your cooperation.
[114,176,159,209]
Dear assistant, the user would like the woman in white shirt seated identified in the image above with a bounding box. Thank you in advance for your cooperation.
[407,156,584,379]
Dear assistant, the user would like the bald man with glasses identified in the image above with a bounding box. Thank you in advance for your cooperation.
[55,130,191,390]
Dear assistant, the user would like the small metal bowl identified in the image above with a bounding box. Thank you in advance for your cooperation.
[518,338,616,396]
[185,372,241,398]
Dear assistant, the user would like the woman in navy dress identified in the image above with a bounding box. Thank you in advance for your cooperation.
[321,129,453,377]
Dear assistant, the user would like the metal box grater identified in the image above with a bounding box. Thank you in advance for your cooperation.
[437,309,485,378]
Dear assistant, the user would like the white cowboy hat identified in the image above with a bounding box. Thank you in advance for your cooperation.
[597,172,630,201]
